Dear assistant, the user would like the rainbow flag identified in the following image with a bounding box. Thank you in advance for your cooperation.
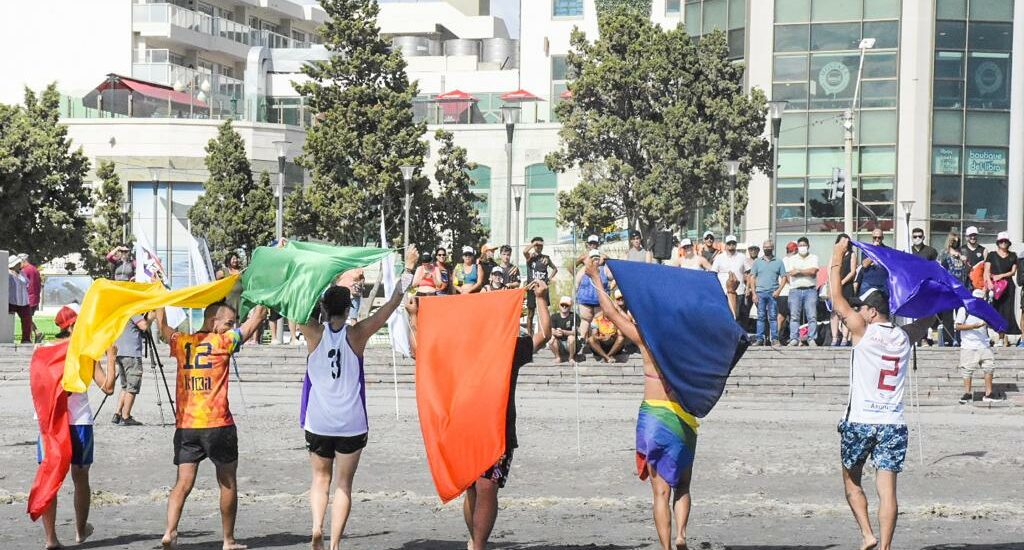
[636,399,699,486]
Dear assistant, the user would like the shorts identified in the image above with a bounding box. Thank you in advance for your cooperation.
[556,338,571,356]
[838,420,908,473]
[305,431,368,458]
[38,425,94,467]
[173,425,238,465]
[481,450,514,488]
[776,296,790,317]
[960,348,995,378]
[593,337,618,353]
[269,310,282,322]
[116,356,144,394]
[526,288,549,310]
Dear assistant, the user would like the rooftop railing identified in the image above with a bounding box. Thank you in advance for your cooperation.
[132,3,311,49]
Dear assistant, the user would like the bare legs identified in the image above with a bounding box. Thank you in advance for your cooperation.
[842,463,901,550]
[875,471,898,550]
[463,478,499,550]
[70,465,93,542]
[163,462,245,550]
[41,497,61,549]
[649,465,692,550]
[309,450,362,550]
[309,454,332,550]
[163,463,198,549]
[116,390,137,420]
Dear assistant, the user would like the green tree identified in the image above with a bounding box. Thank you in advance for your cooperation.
[548,12,771,241]
[290,0,431,247]
[83,161,126,276]
[0,84,92,265]
[431,129,488,252]
[188,120,275,265]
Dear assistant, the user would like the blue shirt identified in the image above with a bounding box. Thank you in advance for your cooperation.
[750,257,786,293]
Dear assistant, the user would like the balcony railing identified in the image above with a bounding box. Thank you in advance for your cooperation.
[132,3,312,49]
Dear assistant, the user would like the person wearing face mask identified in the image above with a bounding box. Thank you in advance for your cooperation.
[939,233,968,347]
[910,228,938,261]
[749,240,787,346]
[786,237,819,346]
[960,226,986,268]
[983,232,1020,346]
[858,229,890,295]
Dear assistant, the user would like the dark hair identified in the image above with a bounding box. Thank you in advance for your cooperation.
[225,252,239,265]
[500,244,512,253]
[321,286,352,318]
[531,237,544,244]
[912,227,925,235]
[203,301,236,322]
[420,252,433,264]
[863,291,891,317]
[435,247,447,256]
[629,230,641,239]
[56,328,71,339]
[797,236,810,245]
[835,233,850,243]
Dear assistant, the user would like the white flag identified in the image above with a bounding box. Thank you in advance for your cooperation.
[381,215,411,357]
[133,223,187,328]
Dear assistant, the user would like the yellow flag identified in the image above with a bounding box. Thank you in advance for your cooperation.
[62,275,239,393]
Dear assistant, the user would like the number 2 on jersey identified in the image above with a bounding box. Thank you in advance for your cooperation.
[327,348,342,380]
[183,342,213,369]
[877,355,900,391]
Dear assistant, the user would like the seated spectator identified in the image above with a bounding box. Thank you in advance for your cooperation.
[481,266,506,292]
[675,238,712,270]
[576,249,612,340]
[589,291,626,363]
[412,251,444,296]
[549,296,581,363]
[454,246,483,294]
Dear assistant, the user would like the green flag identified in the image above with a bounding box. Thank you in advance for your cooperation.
[241,241,393,323]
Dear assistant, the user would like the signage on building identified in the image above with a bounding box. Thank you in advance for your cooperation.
[932,147,960,175]
[819,62,851,96]
[965,148,1007,177]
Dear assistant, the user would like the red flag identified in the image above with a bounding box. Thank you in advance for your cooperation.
[415,289,524,503]
[28,341,72,520]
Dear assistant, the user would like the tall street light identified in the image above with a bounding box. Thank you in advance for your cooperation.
[148,166,162,255]
[272,140,290,344]
[121,198,133,245]
[400,165,415,250]
[501,105,521,246]
[724,159,741,237]
[900,200,915,252]
[767,100,788,245]
[844,37,876,235]
[512,181,526,254]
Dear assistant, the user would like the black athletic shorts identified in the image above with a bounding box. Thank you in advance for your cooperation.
[526,288,549,310]
[173,425,238,465]
[305,431,368,458]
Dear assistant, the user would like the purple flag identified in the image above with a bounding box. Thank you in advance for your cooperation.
[853,241,1006,332]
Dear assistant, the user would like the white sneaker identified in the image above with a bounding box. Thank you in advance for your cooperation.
[787,340,800,347]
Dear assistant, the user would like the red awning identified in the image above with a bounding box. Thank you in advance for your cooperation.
[560,89,573,99]
[434,89,478,102]
[95,74,208,108]
[500,88,540,102]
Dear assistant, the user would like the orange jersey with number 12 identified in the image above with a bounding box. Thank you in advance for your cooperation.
[171,329,243,429]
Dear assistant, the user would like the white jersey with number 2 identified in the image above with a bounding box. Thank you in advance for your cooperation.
[303,324,368,437]
[846,322,911,425]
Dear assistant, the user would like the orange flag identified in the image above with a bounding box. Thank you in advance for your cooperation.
[415,289,525,503]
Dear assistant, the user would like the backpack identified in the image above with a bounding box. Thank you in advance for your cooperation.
[969,261,986,290]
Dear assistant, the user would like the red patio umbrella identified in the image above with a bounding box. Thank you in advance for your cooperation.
[434,89,477,123]
[499,89,541,102]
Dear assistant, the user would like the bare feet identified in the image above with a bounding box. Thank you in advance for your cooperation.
[467,541,474,550]
[223,541,248,550]
[44,542,63,550]
[860,534,878,550]
[161,531,178,550]
[311,532,324,550]
[75,523,93,544]
[675,537,688,550]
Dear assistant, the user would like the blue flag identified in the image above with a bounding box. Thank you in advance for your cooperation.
[605,260,748,418]
[853,241,1006,332]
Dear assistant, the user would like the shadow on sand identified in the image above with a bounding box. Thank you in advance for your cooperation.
[395,542,640,550]
[921,545,1024,550]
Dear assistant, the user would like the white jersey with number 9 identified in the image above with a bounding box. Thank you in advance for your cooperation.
[846,323,911,425]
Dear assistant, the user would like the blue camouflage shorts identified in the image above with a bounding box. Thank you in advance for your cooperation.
[838,420,908,473]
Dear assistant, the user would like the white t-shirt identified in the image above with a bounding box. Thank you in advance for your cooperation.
[955,308,990,350]
[787,252,819,289]
[712,251,747,294]
[303,324,368,437]
[846,323,911,425]
[68,392,93,426]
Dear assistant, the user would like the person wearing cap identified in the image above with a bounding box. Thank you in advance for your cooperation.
[955,289,1001,403]
[828,235,933,550]
[749,240,787,346]
[961,226,986,269]
[8,255,32,344]
[33,304,117,548]
[588,288,627,363]
[711,235,747,319]
[454,245,483,294]
[497,245,521,289]
[549,295,581,363]
[482,265,507,292]
[288,247,418,550]
[785,237,819,346]
[696,231,720,264]
[19,254,43,342]
[575,249,613,347]
[412,251,445,297]
[575,234,604,267]
[626,230,653,263]
[524,237,558,336]
[674,238,712,270]
[479,243,498,282]
[983,231,1020,346]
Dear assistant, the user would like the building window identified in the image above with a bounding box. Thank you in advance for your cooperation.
[129,181,204,290]
[291,30,307,44]
[525,164,558,242]
[685,0,746,60]
[667,0,681,14]
[467,165,492,230]
[553,0,583,17]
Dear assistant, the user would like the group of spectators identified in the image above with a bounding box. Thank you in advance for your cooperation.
[7,254,42,344]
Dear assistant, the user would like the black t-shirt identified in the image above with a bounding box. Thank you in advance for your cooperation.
[480,259,497,282]
[962,244,986,268]
[912,244,938,261]
[526,255,553,283]
[507,336,533,451]
[549,312,580,339]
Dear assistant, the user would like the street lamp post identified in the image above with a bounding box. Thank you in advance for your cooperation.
[512,182,526,255]
[173,75,211,119]
[147,166,162,254]
[724,159,741,237]
[400,165,415,250]
[844,38,876,235]
[767,100,788,245]
[121,199,133,245]
[900,200,915,253]
[501,105,521,246]
[272,140,290,344]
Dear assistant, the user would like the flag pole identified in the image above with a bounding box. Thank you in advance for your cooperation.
[570,226,582,458]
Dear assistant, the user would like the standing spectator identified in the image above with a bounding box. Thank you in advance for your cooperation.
[955,290,1001,403]
[983,232,1019,346]
[858,229,890,294]
[575,250,612,343]
[910,228,938,261]
[626,230,653,263]
[434,248,452,294]
[335,269,365,326]
[8,256,31,343]
[479,243,498,282]
[216,252,244,314]
[777,241,798,342]
[697,231,720,264]
[412,251,444,296]
[939,233,969,347]
[575,234,603,266]
[18,254,42,343]
[589,291,626,363]
[786,237,819,347]
[111,313,151,425]
[454,246,483,294]
[749,240,786,346]
[497,245,521,289]
[961,226,986,269]
[830,234,857,347]
[711,235,747,320]
[106,245,135,282]
[675,239,712,270]
[548,296,581,363]
[523,237,558,336]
